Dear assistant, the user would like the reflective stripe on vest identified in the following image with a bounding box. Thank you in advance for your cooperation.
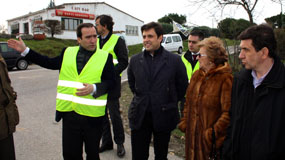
[97,34,119,65]
[181,54,200,81]
[56,46,108,117]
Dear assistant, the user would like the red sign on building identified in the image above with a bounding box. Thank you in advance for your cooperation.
[55,10,95,20]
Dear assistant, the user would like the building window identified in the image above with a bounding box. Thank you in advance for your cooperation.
[34,17,42,22]
[126,25,138,36]
[11,24,19,34]
[24,23,29,34]
[62,18,82,31]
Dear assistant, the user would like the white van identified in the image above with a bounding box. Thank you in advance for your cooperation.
[161,34,183,54]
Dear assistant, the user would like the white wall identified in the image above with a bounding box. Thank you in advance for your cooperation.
[7,3,144,45]
[95,3,143,45]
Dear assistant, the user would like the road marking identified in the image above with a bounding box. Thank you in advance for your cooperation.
[16,127,28,132]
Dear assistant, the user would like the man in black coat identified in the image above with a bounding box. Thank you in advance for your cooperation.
[127,22,188,160]
[223,24,285,160]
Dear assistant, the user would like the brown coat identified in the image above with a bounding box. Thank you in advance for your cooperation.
[0,55,19,140]
[178,63,233,160]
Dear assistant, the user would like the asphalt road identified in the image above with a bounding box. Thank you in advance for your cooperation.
[8,65,182,160]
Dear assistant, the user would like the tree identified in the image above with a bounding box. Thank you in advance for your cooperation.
[188,0,260,24]
[275,28,285,60]
[190,26,221,38]
[48,0,55,8]
[160,23,173,34]
[44,20,62,38]
[158,13,187,25]
[0,24,7,34]
[265,13,285,28]
[218,18,252,39]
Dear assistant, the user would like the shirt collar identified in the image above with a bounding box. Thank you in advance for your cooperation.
[251,62,274,88]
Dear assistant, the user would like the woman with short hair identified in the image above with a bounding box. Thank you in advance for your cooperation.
[178,36,233,160]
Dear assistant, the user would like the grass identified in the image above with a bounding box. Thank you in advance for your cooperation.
[1,37,78,57]
[1,37,142,58]
[1,37,238,58]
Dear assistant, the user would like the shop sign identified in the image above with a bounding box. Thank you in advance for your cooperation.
[55,9,95,20]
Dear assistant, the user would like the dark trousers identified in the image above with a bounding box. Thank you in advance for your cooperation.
[62,111,103,160]
[101,99,125,145]
[131,112,171,160]
[0,134,16,160]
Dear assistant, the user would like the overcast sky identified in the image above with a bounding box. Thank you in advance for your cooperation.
[1,0,283,28]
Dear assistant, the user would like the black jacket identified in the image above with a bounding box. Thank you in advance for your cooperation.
[98,32,129,99]
[184,50,198,69]
[127,47,188,132]
[223,57,285,160]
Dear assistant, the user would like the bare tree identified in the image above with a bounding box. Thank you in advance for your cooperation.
[44,20,63,38]
[0,24,7,34]
[218,0,258,24]
[188,0,259,24]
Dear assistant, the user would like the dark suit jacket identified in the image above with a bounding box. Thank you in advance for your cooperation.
[127,47,188,132]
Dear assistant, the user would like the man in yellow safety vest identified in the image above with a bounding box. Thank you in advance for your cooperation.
[8,23,116,160]
[95,15,128,158]
[180,30,204,117]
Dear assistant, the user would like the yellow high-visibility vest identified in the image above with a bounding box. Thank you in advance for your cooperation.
[97,34,119,65]
[56,46,108,117]
[181,53,200,81]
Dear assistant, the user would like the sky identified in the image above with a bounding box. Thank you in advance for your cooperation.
[0,0,283,29]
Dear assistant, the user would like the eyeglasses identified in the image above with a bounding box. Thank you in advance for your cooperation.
[198,53,207,58]
[188,40,198,44]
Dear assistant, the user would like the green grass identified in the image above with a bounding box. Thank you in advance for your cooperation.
[2,37,144,58]
[172,128,185,138]
[1,37,78,57]
[128,43,143,57]
[2,37,237,58]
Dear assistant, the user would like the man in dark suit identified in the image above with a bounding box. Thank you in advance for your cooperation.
[127,22,188,160]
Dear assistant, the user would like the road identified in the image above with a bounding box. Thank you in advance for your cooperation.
[8,65,182,160]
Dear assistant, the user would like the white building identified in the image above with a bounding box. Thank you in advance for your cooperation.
[7,2,144,45]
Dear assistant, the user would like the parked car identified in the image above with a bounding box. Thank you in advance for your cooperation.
[142,33,183,54]
[0,42,29,70]
[161,34,183,54]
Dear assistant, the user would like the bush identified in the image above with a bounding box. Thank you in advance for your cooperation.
[20,34,34,40]
[0,34,11,39]
[275,29,285,61]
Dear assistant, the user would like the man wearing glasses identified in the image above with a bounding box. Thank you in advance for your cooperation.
[180,30,204,117]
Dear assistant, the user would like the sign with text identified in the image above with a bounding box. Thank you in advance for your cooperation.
[55,10,95,20]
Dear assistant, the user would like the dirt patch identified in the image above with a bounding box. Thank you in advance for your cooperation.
[119,81,185,158]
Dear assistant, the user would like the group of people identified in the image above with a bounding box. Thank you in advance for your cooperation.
[178,23,285,160]
[0,14,284,160]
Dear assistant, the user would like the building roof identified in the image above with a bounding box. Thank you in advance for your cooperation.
[7,2,144,23]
